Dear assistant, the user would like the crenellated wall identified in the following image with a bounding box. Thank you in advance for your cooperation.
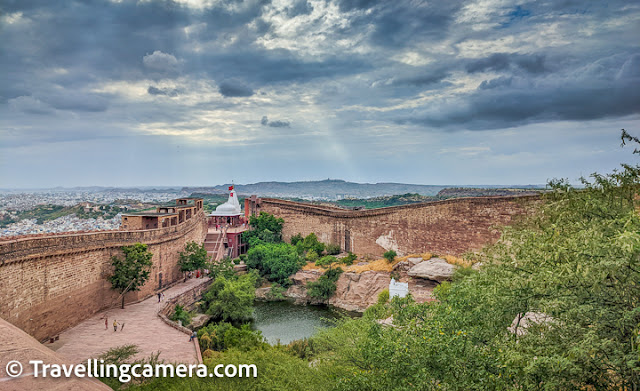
[256,195,540,257]
[0,211,207,341]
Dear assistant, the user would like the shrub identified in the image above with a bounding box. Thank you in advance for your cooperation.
[97,344,139,365]
[170,304,193,326]
[377,289,390,305]
[305,249,319,263]
[341,252,357,266]
[307,267,343,300]
[290,233,303,246]
[299,233,325,255]
[201,273,257,323]
[246,242,305,286]
[266,283,287,300]
[242,212,284,247]
[325,243,341,255]
[198,322,265,352]
[383,250,397,263]
[285,338,315,359]
[315,255,336,267]
[209,257,235,279]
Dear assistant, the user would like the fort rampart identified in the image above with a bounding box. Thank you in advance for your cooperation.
[256,195,540,257]
[0,210,207,341]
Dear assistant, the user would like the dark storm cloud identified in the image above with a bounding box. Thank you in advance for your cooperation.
[342,1,465,47]
[286,0,313,17]
[148,86,180,97]
[466,53,547,74]
[261,116,291,128]
[1,0,639,160]
[390,69,450,88]
[218,81,255,97]
[403,54,640,129]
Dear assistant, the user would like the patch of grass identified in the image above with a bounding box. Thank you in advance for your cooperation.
[301,252,434,273]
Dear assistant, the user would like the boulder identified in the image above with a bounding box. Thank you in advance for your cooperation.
[329,271,390,312]
[407,257,423,266]
[392,261,410,272]
[290,270,322,285]
[407,257,455,282]
[233,263,247,272]
[254,287,271,300]
[190,314,212,329]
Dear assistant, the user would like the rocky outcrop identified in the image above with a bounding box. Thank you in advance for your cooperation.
[255,287,271,300]
[290,270,322,285]
[407,257,455,282]
[263,267,437,312]
[329,271,391,312]
[285,270,325,305]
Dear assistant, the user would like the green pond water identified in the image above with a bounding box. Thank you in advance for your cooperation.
[252,301,346,344]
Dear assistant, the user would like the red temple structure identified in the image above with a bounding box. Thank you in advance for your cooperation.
[204,186,249,260]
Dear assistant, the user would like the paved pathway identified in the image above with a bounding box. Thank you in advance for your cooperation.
[51,278,208,365]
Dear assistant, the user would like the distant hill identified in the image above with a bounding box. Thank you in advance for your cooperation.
[436,188,542,198]
[183,179,543,201]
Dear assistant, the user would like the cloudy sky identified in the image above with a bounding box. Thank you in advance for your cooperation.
[1,0,639,188]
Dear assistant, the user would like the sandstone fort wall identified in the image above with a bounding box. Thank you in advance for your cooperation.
[257,195,539,257]
[0,211,207,341]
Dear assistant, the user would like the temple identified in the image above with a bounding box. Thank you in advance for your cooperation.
[204,186,249,260]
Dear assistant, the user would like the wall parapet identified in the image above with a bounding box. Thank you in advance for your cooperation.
[0,210,206,266]
[259,194,540,218]
[258,194,542,257]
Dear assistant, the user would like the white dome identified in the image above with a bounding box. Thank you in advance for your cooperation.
[210,189,242,216]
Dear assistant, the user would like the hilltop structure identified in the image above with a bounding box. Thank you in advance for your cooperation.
[204,186,249,260]
[120,197,203,230]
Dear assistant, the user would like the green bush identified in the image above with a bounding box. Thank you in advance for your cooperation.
[169,304,193,326]
[377,289,389,305]
[242,212,284,247]
[266,283,287,300]
[341,252,357,265]
[307,267,343,300]
[201,273,257,323]
[383,250,397,263]
[290,233,303,246]
[315,255,336,267]
[246,242,305,286]
[325,243,341,255]
[209,257,235,279]
[305,249,319,263]
[198,322,265,352]
[285,338,315,359]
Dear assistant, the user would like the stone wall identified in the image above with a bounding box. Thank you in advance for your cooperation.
[0,211,207,341]
[257,195,540,257]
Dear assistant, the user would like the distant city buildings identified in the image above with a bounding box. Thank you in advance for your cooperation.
[0,190,185,237]
[0,214,123,237]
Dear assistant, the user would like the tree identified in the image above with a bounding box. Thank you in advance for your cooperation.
[306,267,343,300]
[242,212,284,247]
[383,250,397,263]
[178,241,207,272]
[246,242,305,286]
[202,273,257,323]
[109,243,153,308]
